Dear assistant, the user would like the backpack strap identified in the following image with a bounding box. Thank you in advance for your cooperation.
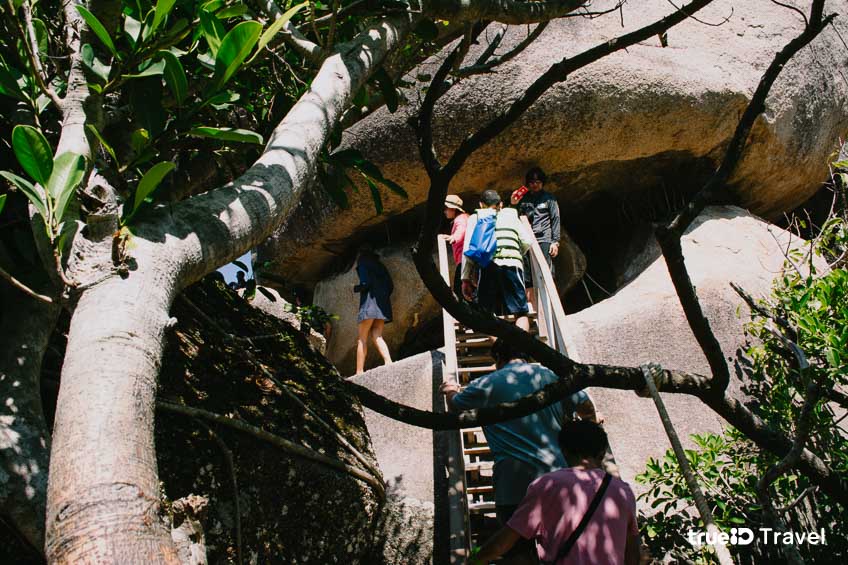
[541,472,613,564]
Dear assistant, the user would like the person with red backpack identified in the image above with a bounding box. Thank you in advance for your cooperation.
[461,189,533,331]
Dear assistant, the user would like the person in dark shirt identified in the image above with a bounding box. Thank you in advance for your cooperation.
[354,247,393,375]
[512,167,561,310]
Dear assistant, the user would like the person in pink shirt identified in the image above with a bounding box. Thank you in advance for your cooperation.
[472,420,641,565]
[444,194,468,296]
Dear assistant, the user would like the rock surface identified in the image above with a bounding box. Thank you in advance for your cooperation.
[350,351,454,564]
[564,205,814,495]
[259,0,848,286]
[313,246,441,375]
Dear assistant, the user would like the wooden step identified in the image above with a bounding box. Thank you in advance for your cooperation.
[467,485,494,494]
[457,354,495,364]
[455,339,495,350]
[468,501,497,513]
[464,461,494,473]
[463,446,492,456]
[459,365,497,374]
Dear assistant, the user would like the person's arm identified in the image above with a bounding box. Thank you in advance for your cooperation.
[624,485,641,565]
[438,381,462,412]
[549,195,561,257]
[354,263,370,293]
[575,395,603,424]
[517,214,533,256]
[461,214,477,281]
[472,526,522,565]
[449,213,468,244]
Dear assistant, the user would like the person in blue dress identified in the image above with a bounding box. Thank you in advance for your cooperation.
[354,246,394,374]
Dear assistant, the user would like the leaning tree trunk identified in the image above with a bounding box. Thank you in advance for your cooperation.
[45,254,180,563]
[0,287,59,552]
[44,14,414,562]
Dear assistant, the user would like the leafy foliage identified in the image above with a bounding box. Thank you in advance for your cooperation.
[637,176,848,564]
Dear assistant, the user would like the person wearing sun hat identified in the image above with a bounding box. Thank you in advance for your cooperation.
[444,194,469,296]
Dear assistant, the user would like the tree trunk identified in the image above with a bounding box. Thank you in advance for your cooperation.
[45,252,180,563]
[0,286,59,553]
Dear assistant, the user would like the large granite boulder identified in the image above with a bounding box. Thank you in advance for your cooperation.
[259,0,848,286]
[564,205,817,494]
[313,246,441,375]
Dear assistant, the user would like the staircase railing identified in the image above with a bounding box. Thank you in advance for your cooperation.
[437,235,471,563]
[437,218,578,562]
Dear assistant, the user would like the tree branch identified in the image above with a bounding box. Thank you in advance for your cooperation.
[652,0,834,395]
[665,0,835,237]
[158,400,386,499]
[654,229,731,392]
[756,383,820,565]
[455,21,549,78]
[0,264,55,303]
[258,0,324,65]
[20,0,63,109]
[423,0,587,24]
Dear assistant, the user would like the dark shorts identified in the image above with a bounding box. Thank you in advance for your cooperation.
[524,241,554,288]
[477,264,529,315]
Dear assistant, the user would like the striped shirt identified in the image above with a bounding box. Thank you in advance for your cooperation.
[462,208,533,280]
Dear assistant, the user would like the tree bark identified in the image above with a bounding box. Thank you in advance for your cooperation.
[0,286,59,553]
[45,14,416,563]
[45,245,180,563]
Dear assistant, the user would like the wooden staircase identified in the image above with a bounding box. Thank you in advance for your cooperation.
[438,218,579,563]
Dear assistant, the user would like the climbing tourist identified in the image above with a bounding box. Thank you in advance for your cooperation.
[440,339,599,564]
[461,189,533,332]
[444,194,469,296]
[472,420,640,565]
[511,167,561,311]
[353,246,393,375]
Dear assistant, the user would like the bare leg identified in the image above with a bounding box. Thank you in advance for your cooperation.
[515,315,530,332]
[356,319,374,375]
[526,287,536,313]
[370,319,392,365]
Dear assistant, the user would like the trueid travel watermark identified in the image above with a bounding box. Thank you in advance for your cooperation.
[687,527,827,547]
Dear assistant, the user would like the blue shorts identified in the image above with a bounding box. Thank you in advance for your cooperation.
[477,264,529,316]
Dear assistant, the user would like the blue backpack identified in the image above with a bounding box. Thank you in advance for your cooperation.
[464,213,497,268]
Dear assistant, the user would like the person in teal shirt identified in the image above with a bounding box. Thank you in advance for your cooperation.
[440,340,599,530]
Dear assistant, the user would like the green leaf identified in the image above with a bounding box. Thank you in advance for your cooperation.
[32,18,49,55]
[255,2,307,53]
[199,8,226,56]
[376,176,408,198]
[149,0,177,38]
[0,171,47,219]
[76,5,120,60]
[47,152,87,224]
[131,161,175,218]
[131,128,150,154]
[188,126,263,144]
[159,50,188,105]
[365,176,383,215]
[371,67,399,113]
[330,148,366,167]
[12,125,53,185]
[212,20,262,90]
[81,43,112,82]
[85,124,118,165]
[0,58,26,101]
[122,59,166,79]
[217,4,249,18]
[124,15,142,46]
[0,194,6,215]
